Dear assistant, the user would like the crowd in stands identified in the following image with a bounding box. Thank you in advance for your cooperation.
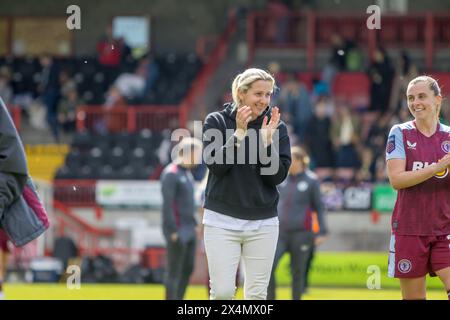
[2,18,449,186]
[266,40,449,185]
[0,25,202,142]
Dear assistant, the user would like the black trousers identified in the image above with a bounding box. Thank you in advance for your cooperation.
[165,237,196,300]
[267,230,314,300]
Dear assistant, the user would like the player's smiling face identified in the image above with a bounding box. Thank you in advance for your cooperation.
[406,81,441,120]
[238,80,273,119]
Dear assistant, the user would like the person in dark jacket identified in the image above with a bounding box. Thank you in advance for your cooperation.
[38,54,61,142]
[268,146,328,300]
[161,137,202,300]
[202,68,291,300]
[0,96,49,300]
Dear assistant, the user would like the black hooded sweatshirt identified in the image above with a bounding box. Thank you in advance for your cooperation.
[203,103,291,220]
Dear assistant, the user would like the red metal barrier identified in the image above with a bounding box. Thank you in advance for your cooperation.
[247,11,450,70]
[76,105,180,133]
[53,200,115,256]
[53,179,97,206]
[179,9,237,126]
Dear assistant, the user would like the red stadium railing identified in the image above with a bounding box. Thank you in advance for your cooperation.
[76,105,180,133]
[53,199,167,272]
[178,8,237,125]
[53,179,97,206]
[53,167,164,207]
[247,11,450,70]
[53,200,115,256]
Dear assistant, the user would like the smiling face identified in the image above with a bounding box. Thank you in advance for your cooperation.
[406,80,442,121]
[238,80,273,119]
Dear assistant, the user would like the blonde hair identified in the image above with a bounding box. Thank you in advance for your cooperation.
[291,146,310,168]
[175,137,202,160]
[407,75,443,118]
[231,68,275,107]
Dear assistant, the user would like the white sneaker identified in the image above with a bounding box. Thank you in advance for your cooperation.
[0,291,5,300]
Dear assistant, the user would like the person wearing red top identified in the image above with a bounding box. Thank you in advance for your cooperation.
[96,25,122,89]
[386,75,450,300]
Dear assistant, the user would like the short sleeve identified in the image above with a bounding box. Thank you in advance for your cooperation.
[385,125,405,161]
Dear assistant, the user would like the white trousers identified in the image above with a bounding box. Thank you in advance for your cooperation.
[204,225,279,300]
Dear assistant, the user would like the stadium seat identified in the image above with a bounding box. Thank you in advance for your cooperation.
[428,73,450,96]
[332,72,370,110]
[297,72,319,91]
[65,150,85,168]
[379,21,398,44]
[401,19,422,45]
[109,146,128,169]
[54,165,78,180]
[99,164,115,180]
[72,132,93,151]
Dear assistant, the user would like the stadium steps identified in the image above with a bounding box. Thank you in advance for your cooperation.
[25,144,69,182]
[194,14,247,117]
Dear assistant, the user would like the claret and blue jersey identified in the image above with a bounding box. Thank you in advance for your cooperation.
[386,120,450,236]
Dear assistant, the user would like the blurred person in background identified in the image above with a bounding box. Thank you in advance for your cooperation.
[386,76,450,300]
[160,137,202,300]
[331,105,362,182]
[267,146,328,300]
[96,25,122,90]
[361,112,394,182]
[58,87,82,134]
[305,96,335,181]
[368,47,395,116]
[278,72,313,144]
[57,70,79,134]
[38,54,61,142]
[264,0,291,44]
[389,51,418,114]
[202,68,291,300]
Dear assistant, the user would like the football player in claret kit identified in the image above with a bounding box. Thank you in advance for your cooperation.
[386,75,450,300]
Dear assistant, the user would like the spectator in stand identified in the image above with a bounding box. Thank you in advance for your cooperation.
[59,70,77,99]
[331,105,362,182]
[366,112,393,158]
[355,147,374,183]
[441,99,450,125]
[389,51,418,114]
[140,53,160,102]
[278,72,313,144]
[360,112,394,182]
[117,37,134,69]
[38,54,61,142]
[391,104,413,125]
[320,33,355,95]
[58,87,82,134]
[305,96,335,181]
[268,61,283,86]
[265,0,292,44]
[0,67,13,106]
[368,46,395,116]
[96,25,122,90]
[329,33,355,72]
[100,86,126,133]
[113,64,146,103]
[267,61,283,105]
